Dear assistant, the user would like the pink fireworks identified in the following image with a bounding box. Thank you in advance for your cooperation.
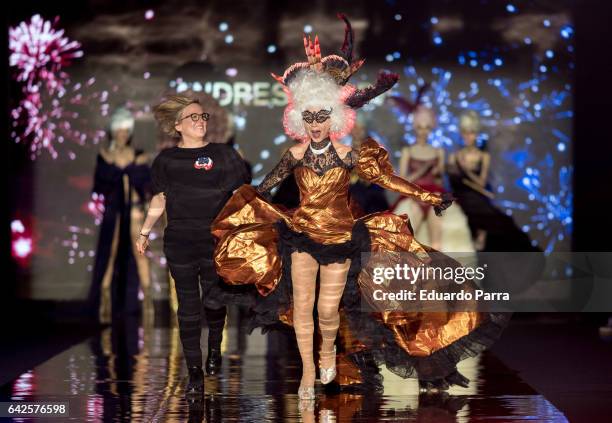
[9,15,109,159]
[9,14,83,94]
[88,192,106,224]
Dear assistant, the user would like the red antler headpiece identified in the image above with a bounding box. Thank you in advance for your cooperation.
[271,14,399,110]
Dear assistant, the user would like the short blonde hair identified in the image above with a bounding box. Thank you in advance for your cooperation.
[153,95,200,138]
[459,110,481,133]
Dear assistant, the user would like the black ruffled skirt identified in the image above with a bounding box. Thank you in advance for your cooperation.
[246,219,510,386]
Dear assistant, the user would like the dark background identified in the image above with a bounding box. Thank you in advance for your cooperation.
[1,2,612,421]
[3,0,610,311]
[2,0,609,310]
[5,0,577,302]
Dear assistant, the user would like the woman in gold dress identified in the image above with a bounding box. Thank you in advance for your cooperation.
[212,15,508,399]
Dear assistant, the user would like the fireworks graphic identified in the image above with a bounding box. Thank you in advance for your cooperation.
[11,218,33,265]
[9,15,109,159]
[383,15,574,253]
[9,14,82,91]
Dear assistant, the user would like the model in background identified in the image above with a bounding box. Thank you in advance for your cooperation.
[393,106,446,250]
[448,111,492,250]
[88,108,152,324]
[448,111,537,252]
[137,95,250,397]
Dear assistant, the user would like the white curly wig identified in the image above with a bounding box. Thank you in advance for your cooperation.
[109,107,135,135]
[459,110,481,133]
[283,70,356,142]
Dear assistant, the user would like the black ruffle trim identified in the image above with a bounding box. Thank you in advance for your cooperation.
[246,219,511,386]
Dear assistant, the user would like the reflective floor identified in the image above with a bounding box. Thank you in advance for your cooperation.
[1,314,568,422]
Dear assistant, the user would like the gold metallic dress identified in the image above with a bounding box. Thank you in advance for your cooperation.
[212,138,508,387]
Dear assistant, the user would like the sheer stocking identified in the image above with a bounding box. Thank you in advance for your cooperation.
[318,259,350,370]
[291,251,319,388]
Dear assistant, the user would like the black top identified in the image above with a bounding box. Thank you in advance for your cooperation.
[151,143,250,228]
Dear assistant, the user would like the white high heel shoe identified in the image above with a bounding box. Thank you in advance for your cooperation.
[319,346,337,385]
[298,385,315,400]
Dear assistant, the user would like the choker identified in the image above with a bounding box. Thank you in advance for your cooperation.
[309,139,331,155]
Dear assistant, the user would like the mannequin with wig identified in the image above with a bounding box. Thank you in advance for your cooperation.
[448,110,489,249]
[88,107,153,324]
[448,110,539,251]
[393,106,447,250]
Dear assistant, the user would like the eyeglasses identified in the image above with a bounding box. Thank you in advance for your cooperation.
[178,112,210,123]
[302,108,332,124]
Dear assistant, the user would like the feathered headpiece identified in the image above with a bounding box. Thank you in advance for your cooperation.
[388,83,430,115]
[272,14,399,141]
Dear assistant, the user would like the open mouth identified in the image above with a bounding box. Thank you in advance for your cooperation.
[311,130,321,138]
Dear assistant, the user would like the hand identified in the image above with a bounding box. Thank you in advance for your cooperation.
[434,192,455,217]
[136,233,150,255]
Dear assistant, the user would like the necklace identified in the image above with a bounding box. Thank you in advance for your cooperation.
[309,140,331,155]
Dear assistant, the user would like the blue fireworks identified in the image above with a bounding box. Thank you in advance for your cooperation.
[386,21,573,253]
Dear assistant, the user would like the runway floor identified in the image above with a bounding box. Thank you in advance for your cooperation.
[0,314,569,423]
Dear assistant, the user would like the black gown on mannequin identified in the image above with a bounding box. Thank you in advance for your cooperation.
[449,156,539,252]
[88,150,151,322]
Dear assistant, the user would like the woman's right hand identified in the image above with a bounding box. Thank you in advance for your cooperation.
[136,234,150,255]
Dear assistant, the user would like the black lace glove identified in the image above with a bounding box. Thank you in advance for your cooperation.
[434,192,455,217]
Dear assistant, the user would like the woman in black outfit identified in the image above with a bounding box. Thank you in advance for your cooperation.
[136,95,250,396]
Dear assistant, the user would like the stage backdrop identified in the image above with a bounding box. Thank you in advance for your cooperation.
[8,2,573,300]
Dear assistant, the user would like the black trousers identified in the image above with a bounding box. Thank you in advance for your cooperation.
[168,257,227,368]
